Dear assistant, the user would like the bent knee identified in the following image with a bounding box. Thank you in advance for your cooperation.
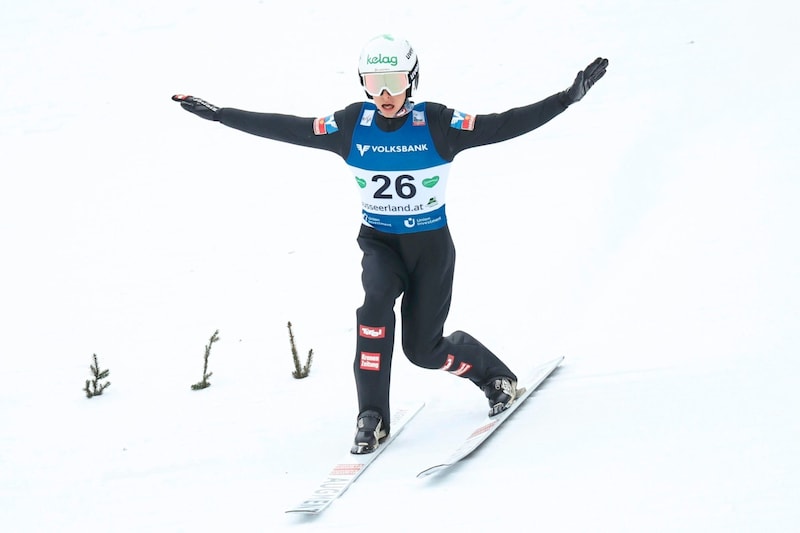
[401,341,444,369]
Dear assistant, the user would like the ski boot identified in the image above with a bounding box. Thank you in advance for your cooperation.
[350,410,388,454]
[482,376,523,417]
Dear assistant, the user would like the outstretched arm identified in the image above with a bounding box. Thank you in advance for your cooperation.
[437,57,609,157]
[171,94,350,155]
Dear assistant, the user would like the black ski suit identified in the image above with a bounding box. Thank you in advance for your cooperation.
[215,93,569,431]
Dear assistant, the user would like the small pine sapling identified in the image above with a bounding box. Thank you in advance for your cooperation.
[288,321,314,379]
[191,329,219,390]
[84,353,111,398]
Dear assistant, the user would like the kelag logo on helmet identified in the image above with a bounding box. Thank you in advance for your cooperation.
[358,34,420,99]
[367,54,398,67]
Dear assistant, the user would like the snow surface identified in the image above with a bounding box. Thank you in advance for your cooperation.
[2,0,799,531]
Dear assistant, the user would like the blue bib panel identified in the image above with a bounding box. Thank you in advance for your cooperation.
[345,102,451,234]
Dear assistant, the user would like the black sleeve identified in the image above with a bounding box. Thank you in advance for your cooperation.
[426,93,569,160]
[216,102,364,159]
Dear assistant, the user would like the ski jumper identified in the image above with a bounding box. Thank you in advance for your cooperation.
[216,94,569,431]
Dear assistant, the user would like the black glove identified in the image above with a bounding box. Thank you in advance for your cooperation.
[172,94,220,121]
[562,57,609,105]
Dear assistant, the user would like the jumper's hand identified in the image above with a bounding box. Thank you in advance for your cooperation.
[171,94,220,121]
[562,57,608,105]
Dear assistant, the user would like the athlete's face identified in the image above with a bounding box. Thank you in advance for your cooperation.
[373,89,407,118]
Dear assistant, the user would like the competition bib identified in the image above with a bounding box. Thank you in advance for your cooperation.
[345,103,451,234]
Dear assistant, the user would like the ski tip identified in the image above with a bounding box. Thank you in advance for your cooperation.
[285,507,325,515]
[416,467,440,479]
[539,355,565,373]
[417,463,451,479]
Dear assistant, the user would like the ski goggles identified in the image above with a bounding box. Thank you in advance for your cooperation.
[361,72,410,97]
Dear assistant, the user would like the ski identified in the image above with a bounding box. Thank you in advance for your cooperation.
[417,356,564,478]
[286,402,425,514]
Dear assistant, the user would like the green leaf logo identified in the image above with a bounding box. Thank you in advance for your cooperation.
[422,176,439,188]
[355,177,367,188]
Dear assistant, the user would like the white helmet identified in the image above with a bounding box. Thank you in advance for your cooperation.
[358,34,419,98]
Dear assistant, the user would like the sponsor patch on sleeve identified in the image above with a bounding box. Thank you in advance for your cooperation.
[450,110,475,131]
[313,114,339,135]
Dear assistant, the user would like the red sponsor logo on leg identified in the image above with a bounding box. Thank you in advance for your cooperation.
[451,362,473,376]
[440,354,455,371]
[440,355,471,376]
[360,352,381,371]
[359,325,386,339]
